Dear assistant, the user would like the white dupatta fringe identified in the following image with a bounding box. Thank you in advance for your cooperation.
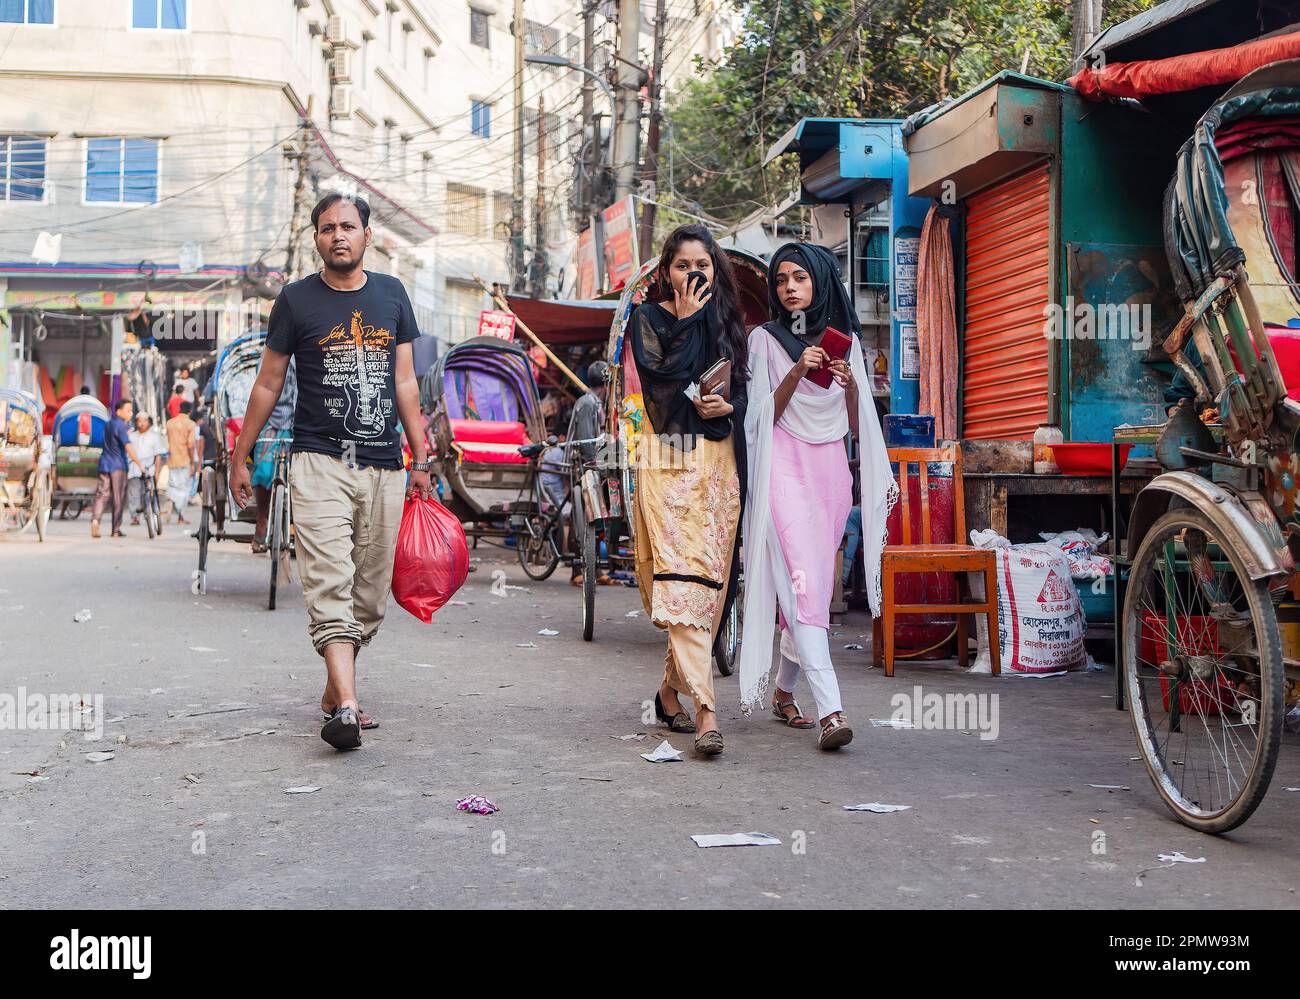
[738,327,899,715]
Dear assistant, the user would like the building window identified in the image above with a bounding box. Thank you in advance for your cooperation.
[470,100,491,139]
[0,1,53,23]
[85,137,159,204]
[523,18,561,58]
[132,0,185,29]
[1,135,46,201]
[446,182,486,238]
[469,7,488,49]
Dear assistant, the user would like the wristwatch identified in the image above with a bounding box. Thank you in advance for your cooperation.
[410,459,432,472]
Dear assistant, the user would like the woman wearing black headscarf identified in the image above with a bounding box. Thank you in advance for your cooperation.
[738,242,896,751]
[628,223,749,756]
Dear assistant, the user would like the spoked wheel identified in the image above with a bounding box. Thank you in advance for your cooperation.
[31,469,51,542]
[582,519,597,642]
[268,482,289,610]
[150,483,162,537]
[1122,506,1284,834]
[516,513,561,581]
[714,578,742,676]
[194,501,211,595]
[144,484,157,539]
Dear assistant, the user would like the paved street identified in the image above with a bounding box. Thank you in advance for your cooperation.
[2,517,1299,910]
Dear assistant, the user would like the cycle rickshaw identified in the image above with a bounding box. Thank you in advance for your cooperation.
[194,331,294,608]
[578,248,771,663]
[0,387,51,541]
[50,394,108,520]
[423,335,551,561]
[1119,60,1300,832]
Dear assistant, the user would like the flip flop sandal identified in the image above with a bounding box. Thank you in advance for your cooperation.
[321,706,362,750]
[654,690,696,733]
[694,729,724,756]
[322,706,378,730]
[771,697,815,729]
[250,535,268,554]
[818,715,854,751]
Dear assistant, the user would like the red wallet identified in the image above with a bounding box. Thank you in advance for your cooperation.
[805,326,853,389]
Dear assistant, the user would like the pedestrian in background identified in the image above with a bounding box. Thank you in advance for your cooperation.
[165,400,199,525]
[230,193,431,751]
[250,358,297,554]
[628,223,749,756]
[126,412,167,526]
[167,384,185,420]
[176,366,199,406]
[91,398,139,539]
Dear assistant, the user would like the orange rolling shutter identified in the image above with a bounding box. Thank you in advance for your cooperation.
[961,163,1052,440]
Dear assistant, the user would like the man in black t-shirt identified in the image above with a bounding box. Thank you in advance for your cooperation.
[231,194,432,751]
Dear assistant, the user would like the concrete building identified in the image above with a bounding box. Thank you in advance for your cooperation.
[0,0,729,398]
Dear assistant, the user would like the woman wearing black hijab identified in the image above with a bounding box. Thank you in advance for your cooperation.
[738,242,896,750]
[628,223,749,756]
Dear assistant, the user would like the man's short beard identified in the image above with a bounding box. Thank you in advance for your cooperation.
[322,248,364,274]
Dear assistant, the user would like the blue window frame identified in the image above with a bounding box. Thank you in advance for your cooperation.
[1,136,46,201]
[471,100,491,139]
[86,138,159,204]
[0,1,55,23]
[132,0,185,29]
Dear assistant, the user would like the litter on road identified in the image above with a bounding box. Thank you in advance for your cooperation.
[456,795,499,815]
[843,803,911,813]
[690,833,782,848]
[283,786,321,794]
[85,751,114,763]
[640,740,683,763]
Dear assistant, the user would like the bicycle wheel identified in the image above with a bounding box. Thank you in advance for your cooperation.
[1122,506,1284,833]
[144,483,156,539]
[268,482,284,610]
[517,513,561,581]
[582,519,597,641]
[32,468,50,543]
[151,483,162,537]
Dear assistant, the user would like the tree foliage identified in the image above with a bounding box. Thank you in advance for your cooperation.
[664,0,1157,224]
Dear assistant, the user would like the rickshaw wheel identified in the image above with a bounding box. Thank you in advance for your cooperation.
[516,512,560,581]
[195,502,212,595]
[714,578,742,676]
[1122,506,1284,834]
[32,469,51,543]
[581,519,597,641]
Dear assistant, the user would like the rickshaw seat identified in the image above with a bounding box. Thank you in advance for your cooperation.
[449,418,530,464]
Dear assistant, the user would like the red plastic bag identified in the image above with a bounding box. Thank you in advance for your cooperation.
[392,496,469,623]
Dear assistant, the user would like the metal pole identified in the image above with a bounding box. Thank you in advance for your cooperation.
[512,0,527,293]
[638,0,667,261]
[612,0,641,201]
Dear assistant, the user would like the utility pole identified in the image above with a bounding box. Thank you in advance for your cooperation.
[1071,0,1104,67]
[532,94,548,297]
[579,0,596,220]
[284,100,313,281]
[511,0,527,292]
[638,0,667,262]
[612,0,641,202]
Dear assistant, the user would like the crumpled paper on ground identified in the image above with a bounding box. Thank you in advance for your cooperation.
[456,794,499,815]
[690,832,781,848]
[640,739,683,763]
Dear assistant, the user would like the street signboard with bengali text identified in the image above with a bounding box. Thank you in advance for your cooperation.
[477,309,516,341]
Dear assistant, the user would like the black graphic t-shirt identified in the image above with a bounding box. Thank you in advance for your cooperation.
[266,271,419,469]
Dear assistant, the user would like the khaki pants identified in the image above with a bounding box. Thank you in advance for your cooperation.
[289,451,407,656]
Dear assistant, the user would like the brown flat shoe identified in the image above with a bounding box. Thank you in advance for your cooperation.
[654,691,695,733]
[694,729,724,755]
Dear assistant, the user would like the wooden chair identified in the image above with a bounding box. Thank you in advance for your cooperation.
[872,445,1000,677]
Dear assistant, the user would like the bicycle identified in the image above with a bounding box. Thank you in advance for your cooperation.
[511,435,604,582]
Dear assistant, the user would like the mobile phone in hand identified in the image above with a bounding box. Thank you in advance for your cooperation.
[685,271,708,295]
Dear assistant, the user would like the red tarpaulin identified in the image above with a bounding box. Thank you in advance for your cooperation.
[1069,31,1300,101]
[504,296,616,346]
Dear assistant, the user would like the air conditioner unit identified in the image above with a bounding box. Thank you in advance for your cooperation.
[331,47,352,82]
[331,86,353,119]
[326,15,348,44]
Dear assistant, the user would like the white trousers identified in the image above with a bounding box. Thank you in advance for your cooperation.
[775,622,843,720]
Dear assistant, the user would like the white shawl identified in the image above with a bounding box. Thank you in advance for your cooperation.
[738,325,898,714]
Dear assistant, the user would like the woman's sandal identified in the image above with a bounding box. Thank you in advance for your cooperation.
[771,695,815,729]
[818,714,854,751]
[654,690,695,733]
[694,729,724,756]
